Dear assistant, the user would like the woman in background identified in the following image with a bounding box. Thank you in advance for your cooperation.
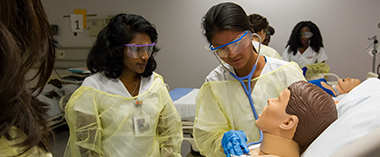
[282,21,329,80]
[0,0,55,156]
[247,14,282,59]
[262,25,275,46]
[194,2,305,157]
[64,13,182,157]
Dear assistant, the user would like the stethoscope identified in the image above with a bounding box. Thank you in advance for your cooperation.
[213,32,263,147]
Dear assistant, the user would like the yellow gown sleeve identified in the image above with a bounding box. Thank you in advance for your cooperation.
[193,83,231,157]
[304,62,330,79]
[156,78,183,157]
[260,45,282,60]
[0,127,52,157]
[64,87,103,157]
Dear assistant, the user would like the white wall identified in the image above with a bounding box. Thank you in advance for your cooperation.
[42,0,380,89]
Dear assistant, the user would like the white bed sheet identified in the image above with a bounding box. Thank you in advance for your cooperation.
[170,88,199,121]
[302,78,380,157]
[38,84,79,117]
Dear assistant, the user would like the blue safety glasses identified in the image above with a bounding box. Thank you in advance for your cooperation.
[125,43,156,59]
[209,30,252,58]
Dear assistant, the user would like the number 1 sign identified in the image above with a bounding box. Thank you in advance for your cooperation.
[70,14,84,33]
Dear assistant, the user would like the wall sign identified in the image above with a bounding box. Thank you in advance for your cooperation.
[70,14,84,32]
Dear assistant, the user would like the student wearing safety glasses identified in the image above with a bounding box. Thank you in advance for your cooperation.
[262,25,275,46]
[193,2,305,157]
[64,13,183,157]
[247,14,282,60]
[282,21,329,80]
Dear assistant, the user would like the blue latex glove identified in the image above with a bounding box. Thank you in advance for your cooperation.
[302,66,307,76]
[221,130,249,156]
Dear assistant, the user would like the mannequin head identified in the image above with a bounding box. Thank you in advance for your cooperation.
[338,77,361,94]
[256,81,337,153]
[255,87,297,139]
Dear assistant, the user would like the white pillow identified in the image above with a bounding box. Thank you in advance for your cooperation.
[302,78,380,157]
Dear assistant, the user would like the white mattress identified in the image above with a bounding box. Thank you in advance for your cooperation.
[37,84,80,117]
[169,88,199,121]
[302,78,380,156]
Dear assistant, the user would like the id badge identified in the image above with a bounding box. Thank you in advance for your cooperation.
[133,115,154,137]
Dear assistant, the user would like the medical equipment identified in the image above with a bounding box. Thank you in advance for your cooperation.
[124,43,156,58]
[367,35,379,74]
[211,30,264,147]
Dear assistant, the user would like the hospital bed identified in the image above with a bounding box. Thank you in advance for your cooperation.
[169,88,200,152]
[170,74,380,156]
[37,80,80,129]
[302,77,380,156]
[167,73,342,153]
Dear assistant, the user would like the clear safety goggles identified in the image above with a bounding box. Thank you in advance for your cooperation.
[209,30,252,58]
[300,32,313,38]
[124,43,156,59]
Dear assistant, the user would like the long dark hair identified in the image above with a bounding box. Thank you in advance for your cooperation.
[0,0,55,155]
[285,21,324,55]
[201,2,253,44]
[87,13,159,78]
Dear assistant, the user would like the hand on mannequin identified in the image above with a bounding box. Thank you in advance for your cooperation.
[222,130,250,156]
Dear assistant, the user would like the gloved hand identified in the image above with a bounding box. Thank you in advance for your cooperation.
[302,66,307,76]
[221,130,249,157]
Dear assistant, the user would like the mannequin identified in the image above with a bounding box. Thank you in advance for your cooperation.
[251,81,338,157]
[309,77,361,97]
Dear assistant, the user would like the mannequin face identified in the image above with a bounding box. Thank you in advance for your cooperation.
[338,77,361,93]
[211,30,254,70]
[300,26,311,47]
[256,88,291,135]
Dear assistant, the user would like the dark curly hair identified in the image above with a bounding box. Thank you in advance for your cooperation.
[247,14,269,34]
[285,21,324,55]
[267,25,275,35]
[87,13,159,78]
[201,2,253,44]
